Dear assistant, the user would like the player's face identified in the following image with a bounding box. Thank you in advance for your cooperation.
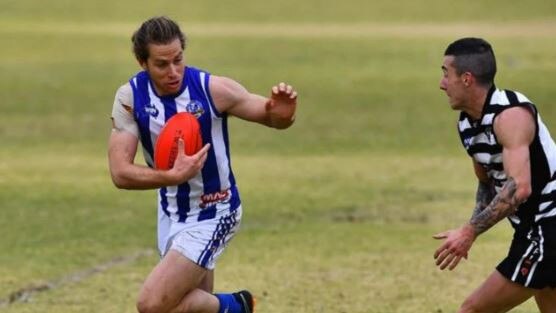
[439,56,467,110]
[141,38,185,96]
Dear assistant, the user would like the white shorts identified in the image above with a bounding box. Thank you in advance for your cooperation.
[158,207,242,270]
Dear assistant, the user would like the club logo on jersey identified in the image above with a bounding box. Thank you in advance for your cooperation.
[145,102,159,118]
[484,127,494,141]
[185,100,205,118]
[200,189,231,208]
[463,137,472,149]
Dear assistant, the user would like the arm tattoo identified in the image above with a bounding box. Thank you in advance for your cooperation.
[470,177,520,236]
[471,180,496,219]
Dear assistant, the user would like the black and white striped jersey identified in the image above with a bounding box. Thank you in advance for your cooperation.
[458,86,556,227]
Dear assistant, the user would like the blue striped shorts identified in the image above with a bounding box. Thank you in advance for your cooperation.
[164,207,242,270]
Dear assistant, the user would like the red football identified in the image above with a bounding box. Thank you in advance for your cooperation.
[154,112,203,170]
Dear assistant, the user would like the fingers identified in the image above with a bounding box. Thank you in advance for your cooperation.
[448,255,463,270]
[178,138,185,154]
[195,143,211,157]
[438,251,463,270]
[434,243,448,259]
[194,143,211,163]
[434,243,466,270]
[438,251,456,270]
[272,82,297,99]
[433,232,448,240]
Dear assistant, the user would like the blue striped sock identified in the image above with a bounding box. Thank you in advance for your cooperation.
[215,293,242,313]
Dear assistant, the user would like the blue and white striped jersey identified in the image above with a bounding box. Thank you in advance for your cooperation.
[458,86,556,227]
[130,66,241,223]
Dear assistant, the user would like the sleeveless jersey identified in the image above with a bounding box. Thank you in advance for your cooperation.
[129,66,240,223]
[458,86,556,228]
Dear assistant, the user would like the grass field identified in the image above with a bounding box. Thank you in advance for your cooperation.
[1,1,556,312]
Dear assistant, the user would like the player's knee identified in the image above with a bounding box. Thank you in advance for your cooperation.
[136,294,168,313]
[458,298,482,313]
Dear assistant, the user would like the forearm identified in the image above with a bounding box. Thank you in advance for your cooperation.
[471,180,496,219]
[110,162,178,190]
[468,177,521,236]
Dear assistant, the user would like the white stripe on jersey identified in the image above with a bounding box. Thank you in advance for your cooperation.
[542,178,556,194]
[481,113,496,125]
[491,89,510,105]
[474,152,502,164]
[540,201,553,212]
[469,133,493,145]
[536,207,556,222]
[538,117,556,175]
[491,170,506,181]
[200,72,231,190]
[147,83,166,151]
[165,186,179,215]
[458,119,472,131]
[515,91,532,103]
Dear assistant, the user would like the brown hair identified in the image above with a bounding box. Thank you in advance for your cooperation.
[132,16,186,62]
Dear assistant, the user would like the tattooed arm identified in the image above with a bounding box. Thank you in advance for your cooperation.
[434,106,535,270]
[470,161,496,220]
[469,177,519,236]
[468,106,535,236]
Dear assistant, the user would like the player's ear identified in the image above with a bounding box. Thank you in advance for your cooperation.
[137,58,148,71]
[462,72,473,87]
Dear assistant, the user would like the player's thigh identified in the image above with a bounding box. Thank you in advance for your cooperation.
[535,288,556,313]
[138,250,208,312]
[198,270,214,293]
[460,270,534,313]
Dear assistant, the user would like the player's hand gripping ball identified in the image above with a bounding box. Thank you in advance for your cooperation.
[154,112,203,170]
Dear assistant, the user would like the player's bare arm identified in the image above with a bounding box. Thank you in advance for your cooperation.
[468,106,534,235]
[469,178,519,235]
[108,124,209,190]
[471,162,496,219]
[471,181,496,219]
[434,107,534,270]
[210,75,297,129]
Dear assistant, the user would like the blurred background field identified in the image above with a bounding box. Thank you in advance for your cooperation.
[1,1,555,312]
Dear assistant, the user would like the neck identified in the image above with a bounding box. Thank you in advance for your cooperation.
[464,86,490,120]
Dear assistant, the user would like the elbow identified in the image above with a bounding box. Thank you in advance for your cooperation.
[515,184,532,203]
[110,169,131,189]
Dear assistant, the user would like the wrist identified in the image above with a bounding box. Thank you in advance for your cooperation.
[462,223,478,240]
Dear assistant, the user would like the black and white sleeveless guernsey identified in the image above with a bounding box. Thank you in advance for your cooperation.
[458,85,556,288]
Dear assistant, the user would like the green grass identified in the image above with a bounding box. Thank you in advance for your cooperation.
[1,1,555,312]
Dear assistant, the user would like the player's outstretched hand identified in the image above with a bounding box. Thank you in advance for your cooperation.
[169,140,210,184]
[433,224,476,270]
[265,82,297,128]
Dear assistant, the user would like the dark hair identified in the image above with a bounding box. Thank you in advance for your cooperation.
[444,37,496,87]
[132,16,186,63]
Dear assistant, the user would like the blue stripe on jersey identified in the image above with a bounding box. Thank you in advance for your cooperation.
[176,184,191,222]
[131,67,241,222]
[159,187,169,216]
[221,114,236,186]
[203,68,223,118]
[130,73,154,165]
[198,206,217,221]
[160,95,191,221]
[186,68,221,194]
[187,70,220,220]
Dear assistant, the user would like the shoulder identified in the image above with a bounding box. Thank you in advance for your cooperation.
[494,106,535,147]
[209,75,249,111]
[115,83,134,109]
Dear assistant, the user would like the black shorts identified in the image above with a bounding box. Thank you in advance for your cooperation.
[497,222,556,289]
